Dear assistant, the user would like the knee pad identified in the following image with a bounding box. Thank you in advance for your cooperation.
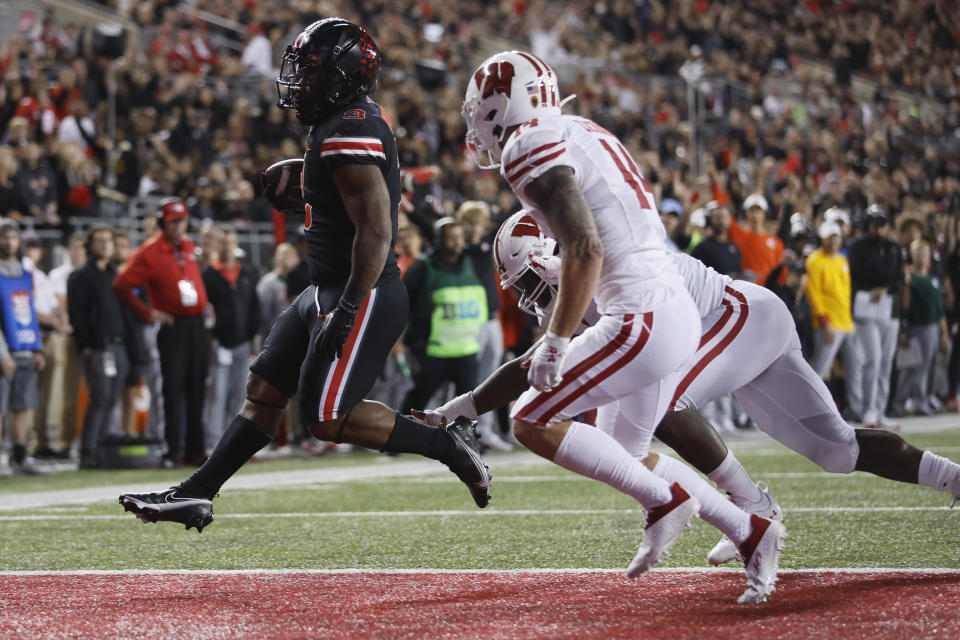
[795,412,859,473]
[813,445,858,474]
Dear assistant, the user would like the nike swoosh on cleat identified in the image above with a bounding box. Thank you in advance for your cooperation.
[450,431,491,489]
[120,495,211,514]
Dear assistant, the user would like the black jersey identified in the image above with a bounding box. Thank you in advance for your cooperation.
[301,97,401,287]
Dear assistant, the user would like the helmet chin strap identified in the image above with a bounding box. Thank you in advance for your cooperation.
[295,107,324,126]
[558,94,577,109]
[295,97,343,126]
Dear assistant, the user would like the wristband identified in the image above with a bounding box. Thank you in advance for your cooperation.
[339,285,367,312]
[542,330,571,352]
[337,298,360,316]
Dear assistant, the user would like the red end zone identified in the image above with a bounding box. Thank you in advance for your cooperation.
[1,570,958,639]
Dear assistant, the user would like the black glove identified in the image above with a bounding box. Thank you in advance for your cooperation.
[313,297,361,361]
[260,174,297,215]
[260,173,279,206]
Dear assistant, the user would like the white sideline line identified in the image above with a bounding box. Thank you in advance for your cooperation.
[728,447,960,456]
[0,453,552,511]
[0,505,954,521]
[3,421,959,511]
[326,471,900,485]
[243,470,960,492]
[1,567,958,577]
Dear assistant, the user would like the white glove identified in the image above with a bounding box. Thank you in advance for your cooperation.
[417,392,478,426]
[524,331,570,392]
[527,254,561,286]
[414,409,447,427]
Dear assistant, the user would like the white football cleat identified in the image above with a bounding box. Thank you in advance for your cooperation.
[707,481,782,566]
[737,514,787,604]
[627,483,700,579]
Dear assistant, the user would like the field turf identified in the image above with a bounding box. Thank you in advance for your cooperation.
[1,423,958,638]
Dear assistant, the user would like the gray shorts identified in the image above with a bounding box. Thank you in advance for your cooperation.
[0,353,39,413]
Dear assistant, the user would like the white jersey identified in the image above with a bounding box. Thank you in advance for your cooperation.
[538,298,602,336]
[500,114,684,314]
[599,278,859,473]
[673,252,732,318]
[531,251,723,329]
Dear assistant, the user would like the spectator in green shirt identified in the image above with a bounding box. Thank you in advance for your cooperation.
[895,239,949,416]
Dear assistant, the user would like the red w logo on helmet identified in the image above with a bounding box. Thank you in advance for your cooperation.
[474,61,515,99]
[512,215,541,238]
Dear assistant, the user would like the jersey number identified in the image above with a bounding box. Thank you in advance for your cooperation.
[599,139,654,211]
[576,120,655,212]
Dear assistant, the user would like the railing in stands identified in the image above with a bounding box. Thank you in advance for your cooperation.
[21,213,280,275]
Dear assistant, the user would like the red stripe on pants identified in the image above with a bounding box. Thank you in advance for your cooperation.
[515,315,636,421]
[319,292,373,421]
[668,287,749,411]
[537,313,653,424]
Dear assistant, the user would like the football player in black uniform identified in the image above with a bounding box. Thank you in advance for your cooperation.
[119,18,491,532]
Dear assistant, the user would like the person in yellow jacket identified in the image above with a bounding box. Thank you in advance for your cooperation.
[806,219,863,419]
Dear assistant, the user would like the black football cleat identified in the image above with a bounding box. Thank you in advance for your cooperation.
[119,486,214,533]
[443,417,492,508]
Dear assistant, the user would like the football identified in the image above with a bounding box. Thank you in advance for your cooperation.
[260,158,305,215]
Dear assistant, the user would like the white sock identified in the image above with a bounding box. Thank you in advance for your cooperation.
[652,454,752,544]
[707,450,763,503]
[553,421,672,509]
[918,451,960,493]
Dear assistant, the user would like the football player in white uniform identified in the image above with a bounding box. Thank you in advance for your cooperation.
[617,244,960,563]
[427,210,960,571]
[460,52,784,603]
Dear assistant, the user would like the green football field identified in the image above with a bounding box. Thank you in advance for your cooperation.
[2,426,958,573]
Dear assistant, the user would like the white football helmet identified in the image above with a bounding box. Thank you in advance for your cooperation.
[494,211,558,317]
[462,50,562,169]
[823,206,851,227]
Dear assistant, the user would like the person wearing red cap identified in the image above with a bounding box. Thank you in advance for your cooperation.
[113,198,209,467]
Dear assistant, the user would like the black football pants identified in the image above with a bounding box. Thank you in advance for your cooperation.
[157,315,209,463]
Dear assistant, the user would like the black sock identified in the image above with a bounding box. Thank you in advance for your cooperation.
[12,444,26,465]
[179,415,273,499]
[382,413,454,461]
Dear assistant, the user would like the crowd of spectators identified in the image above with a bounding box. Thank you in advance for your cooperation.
[0,0,958,471]
[1,1,957,232]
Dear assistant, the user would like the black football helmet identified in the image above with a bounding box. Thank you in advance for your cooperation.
[276,18,381,125]
[864,204,890,227]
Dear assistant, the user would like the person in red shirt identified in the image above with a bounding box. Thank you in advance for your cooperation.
[49,66,84,121]
[113,199,209,467]
[728,194,784,286]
